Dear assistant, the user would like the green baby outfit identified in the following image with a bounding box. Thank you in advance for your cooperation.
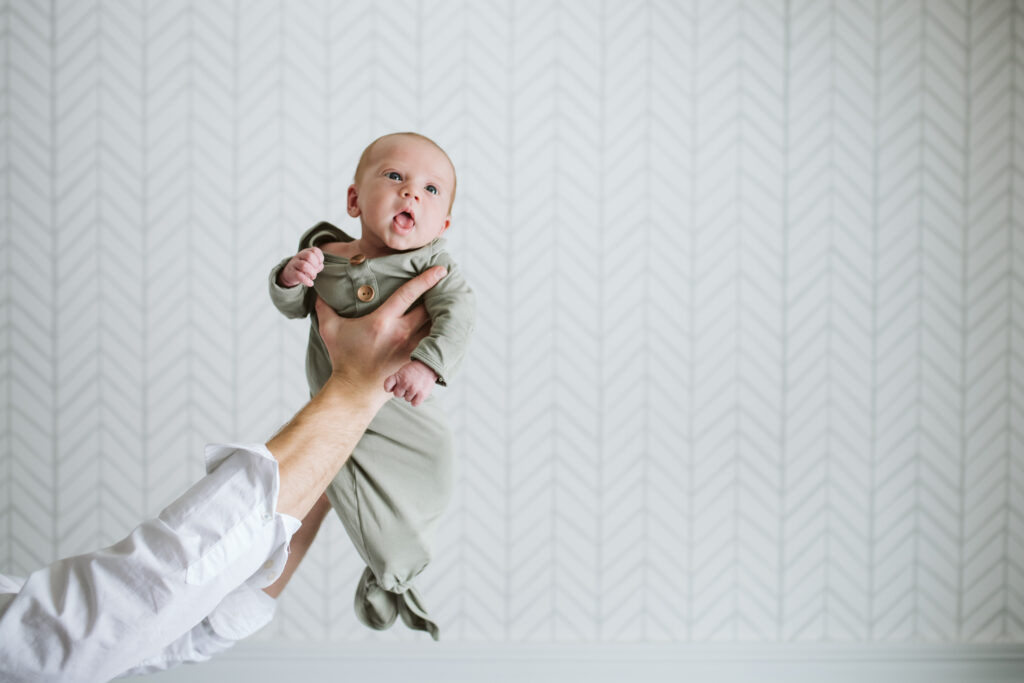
[269,222,475,640]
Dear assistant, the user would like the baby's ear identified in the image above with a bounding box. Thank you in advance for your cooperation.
[346,184,360,217]
[440,215,451,234]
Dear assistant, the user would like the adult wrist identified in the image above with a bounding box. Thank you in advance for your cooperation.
[321,372,389,413]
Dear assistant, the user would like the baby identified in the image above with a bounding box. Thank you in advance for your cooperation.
[269,133,475,640]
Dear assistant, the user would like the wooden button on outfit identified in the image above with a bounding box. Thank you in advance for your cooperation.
[349,253,366,265]
[357,285,375,302]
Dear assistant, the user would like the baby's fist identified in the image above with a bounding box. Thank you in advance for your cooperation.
[279,247,324,288]
[384,360,438,407]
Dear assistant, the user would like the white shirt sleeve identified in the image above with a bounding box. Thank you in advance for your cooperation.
[0,443,300,683]
[115,583,279,677]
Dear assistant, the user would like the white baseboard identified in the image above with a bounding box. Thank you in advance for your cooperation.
[136,643,1024,683]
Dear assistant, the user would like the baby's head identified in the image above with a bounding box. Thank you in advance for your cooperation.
[347,132,457,254]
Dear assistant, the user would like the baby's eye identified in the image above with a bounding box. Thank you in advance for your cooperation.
[387,171,402,181]
[426,185,438,195]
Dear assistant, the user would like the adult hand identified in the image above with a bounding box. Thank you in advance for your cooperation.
[271,266,447,519]
[314,265,446,399]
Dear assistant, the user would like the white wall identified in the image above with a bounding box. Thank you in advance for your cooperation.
[2,0,1023,647]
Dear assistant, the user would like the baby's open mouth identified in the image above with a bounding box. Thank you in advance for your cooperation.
[394,211,414,231]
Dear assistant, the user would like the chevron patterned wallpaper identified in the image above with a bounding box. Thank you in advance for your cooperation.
[1,0,1022,645]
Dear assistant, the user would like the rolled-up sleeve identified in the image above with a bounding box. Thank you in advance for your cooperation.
[0,443,299,683]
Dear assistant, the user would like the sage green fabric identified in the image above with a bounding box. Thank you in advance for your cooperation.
[269,222,475,640]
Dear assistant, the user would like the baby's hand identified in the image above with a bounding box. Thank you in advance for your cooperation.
[384,360,438,406]
[279,247,324,287]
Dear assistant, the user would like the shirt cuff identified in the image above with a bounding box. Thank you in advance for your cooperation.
[205,583,278,641]
[204,443,302,588]
[170,443,301,588]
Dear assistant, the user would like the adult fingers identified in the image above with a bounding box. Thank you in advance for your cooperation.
[374,266,447,320]
[400,304,431,333]
[314,296,336,324]
[393,307,431,360]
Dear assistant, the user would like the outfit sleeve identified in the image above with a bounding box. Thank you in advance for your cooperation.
[269,221,349,320]
[269,255,312,319]
[410,253,476,386]
[0,443,300,683]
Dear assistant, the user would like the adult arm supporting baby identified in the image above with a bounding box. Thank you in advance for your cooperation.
[0,267,447,682]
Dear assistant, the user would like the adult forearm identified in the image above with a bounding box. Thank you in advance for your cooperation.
[268,375,386,520]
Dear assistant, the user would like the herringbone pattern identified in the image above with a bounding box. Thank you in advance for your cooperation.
[602,0,655,641]
[0,0,9,576]
[962,1,1015,641]
[828,0,874,641]
[51,0,101,561]
[1004,0,1024,641]
[874,0,925,641]
[919,1,968,641]
[506,1,558,641]
[784,0,831,641]
[7,0,56,576]
[1,0,1022,644]
[644,0,692,642]
[142,0,192,516]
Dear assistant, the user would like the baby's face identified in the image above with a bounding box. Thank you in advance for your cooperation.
[347,136,454,253]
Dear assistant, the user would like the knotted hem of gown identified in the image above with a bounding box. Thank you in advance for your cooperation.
[353,566,440,641]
